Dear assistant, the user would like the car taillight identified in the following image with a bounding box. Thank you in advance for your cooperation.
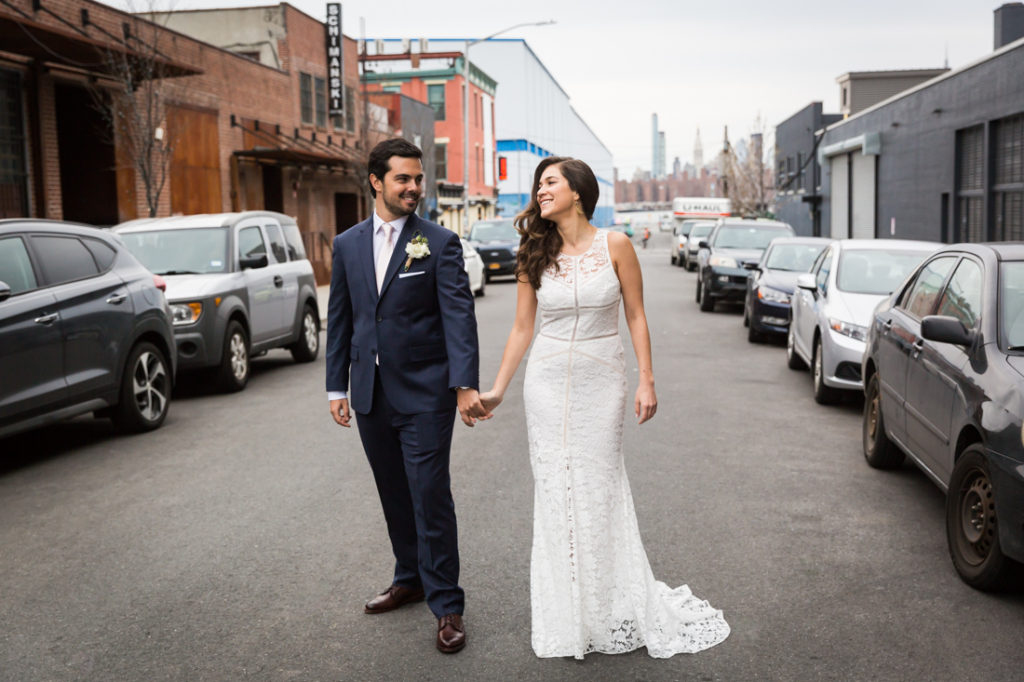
[153,274,167,292]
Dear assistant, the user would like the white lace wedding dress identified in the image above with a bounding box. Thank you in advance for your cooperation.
[522,229,730,659]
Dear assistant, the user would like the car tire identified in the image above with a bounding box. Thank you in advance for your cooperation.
[686,258,696,272]
[743,301,750,327]
[787,325,806,370]
[671,253,677,266]
[699,276,715,312]
[747,318,764,343]
[112,341,171,433]
[862,373,904,469]
[475,276,486,297]
[946,445,1019,590]
[695,276,702,303]
[484,273,492,283]
[812,336,841,405]
[217,320,250,393]
[289,304,320,363]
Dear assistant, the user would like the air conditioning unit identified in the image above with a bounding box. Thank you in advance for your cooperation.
[419,38,429,53]
[374,39,385,55]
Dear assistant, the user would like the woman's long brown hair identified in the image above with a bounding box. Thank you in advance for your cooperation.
[514,157,599,289]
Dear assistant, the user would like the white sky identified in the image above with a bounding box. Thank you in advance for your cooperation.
[102,0,997,175]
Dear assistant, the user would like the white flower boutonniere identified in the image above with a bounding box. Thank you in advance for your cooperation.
[403,231,430,271]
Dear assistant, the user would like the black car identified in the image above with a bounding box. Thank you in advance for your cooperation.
[743,237,832,342]
[0,220,176,438]
[467,219,519,281]
[695,218,794,312]
[862,243,1024,590]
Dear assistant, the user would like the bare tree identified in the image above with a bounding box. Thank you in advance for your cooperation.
[90,3,177,218]
[723,115,775,217]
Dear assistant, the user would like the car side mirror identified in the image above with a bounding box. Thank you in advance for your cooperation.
[743,261,760,271]
[698,240,709,249]
[796,273,816,291]
[240,254,268,270]
[0,281,11,302]
[921,315,975,347]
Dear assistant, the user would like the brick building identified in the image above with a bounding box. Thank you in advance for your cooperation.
[0,0,370,282]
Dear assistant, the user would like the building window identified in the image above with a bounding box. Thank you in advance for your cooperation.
[345,87,356,133]
[314,76,327,127]
[956,125,985,242]
[993,113,1024,241]
[796,152,804,191]
[428,84,445,121]
[436,143,447,180]
[0,69,28,217]
[300,72,313,125]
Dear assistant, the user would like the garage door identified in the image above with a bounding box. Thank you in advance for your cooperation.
[830,154,849,239]
[851,152,876,239]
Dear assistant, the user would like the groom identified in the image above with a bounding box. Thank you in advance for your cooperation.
[326,138,489,654]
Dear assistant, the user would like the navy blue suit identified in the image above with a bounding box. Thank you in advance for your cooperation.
[326,213,479,617]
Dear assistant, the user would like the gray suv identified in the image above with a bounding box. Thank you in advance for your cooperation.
[115,212,320,392]
[0,220,176,438]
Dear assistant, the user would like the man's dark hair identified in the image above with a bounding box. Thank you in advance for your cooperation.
[367,138,423,197]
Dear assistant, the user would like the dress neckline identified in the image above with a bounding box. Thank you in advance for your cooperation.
[559,229,602,259]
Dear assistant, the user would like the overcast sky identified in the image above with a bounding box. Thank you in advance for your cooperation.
[105,0,998,175]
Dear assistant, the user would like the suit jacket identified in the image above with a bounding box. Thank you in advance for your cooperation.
[325,213,480,415]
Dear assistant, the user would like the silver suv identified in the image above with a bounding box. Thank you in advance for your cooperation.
[114,212,320,392]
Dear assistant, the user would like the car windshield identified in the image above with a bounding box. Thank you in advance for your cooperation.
[469,220,517,241]
[836,249,931,295]
[120,228,229,275]
[1000,262,1024,348]
[712,225,791,250]
[764,243,827,272]
[689,224,713,239]
[678,220,699,236]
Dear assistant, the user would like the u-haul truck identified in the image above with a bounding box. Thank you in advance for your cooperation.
[671,197,731,229]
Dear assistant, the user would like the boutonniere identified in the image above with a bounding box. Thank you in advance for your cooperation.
[403,231,430,271]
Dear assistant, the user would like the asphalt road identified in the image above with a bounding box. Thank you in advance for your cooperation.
[2,232,1023,681]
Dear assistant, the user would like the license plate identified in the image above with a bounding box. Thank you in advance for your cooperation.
[488,263,501,270]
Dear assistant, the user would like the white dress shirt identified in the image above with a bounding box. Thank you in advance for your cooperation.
[328,213,409,402]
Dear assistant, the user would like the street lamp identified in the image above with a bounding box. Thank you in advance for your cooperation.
[462,20,554,235]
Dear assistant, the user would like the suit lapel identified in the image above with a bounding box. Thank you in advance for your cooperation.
[378,213,419,301]
[358,220,377,300]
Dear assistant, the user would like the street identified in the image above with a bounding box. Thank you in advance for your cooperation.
[2,235,1023,681]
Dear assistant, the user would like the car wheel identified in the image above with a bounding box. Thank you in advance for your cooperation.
[699,275,715,312]
[686,257,696,272]
[787,325,806,370]
[812,336,840,405]
[747,317,764,343]
[671,253,677,266]
[946,445,1018,590]
[112,342,171,433]
[862,373,904,469]
[743,300,750,327]
[695,276,702,303]
[217,320,250,393]
[475,275,486,297]
[484,272,492,283]
[289,304,320,363]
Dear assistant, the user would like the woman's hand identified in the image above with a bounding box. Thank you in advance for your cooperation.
[480,389,503,413]
[634,383,657,424]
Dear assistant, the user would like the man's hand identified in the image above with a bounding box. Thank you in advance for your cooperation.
[456,388,493,427]
[330,398,351,427]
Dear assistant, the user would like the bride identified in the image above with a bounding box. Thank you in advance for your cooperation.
[480,157,730,659]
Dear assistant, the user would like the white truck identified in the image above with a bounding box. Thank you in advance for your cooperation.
[672,197,731,226]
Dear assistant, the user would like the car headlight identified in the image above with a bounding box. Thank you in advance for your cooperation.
[757,287,791,304]
[829,317,867,341]
[709,255,738,268]
[170,302,202,326]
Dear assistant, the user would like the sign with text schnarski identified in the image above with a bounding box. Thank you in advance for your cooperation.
[326,3,343,117]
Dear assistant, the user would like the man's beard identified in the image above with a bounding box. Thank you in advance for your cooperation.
[382,189,421,217]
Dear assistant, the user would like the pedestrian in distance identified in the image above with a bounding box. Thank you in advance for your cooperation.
[642,225,651,249]
[326,138,491,654]
[479,157,730,659]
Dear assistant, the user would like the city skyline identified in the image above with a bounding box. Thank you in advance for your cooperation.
[100,0,995,176]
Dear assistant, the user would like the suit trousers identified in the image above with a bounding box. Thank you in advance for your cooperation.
[355,370,464,617]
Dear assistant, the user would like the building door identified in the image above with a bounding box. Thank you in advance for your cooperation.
[0,69,28,218]
[830,154,849,238]
[334,192,360,234]
[851,152,876,239]
[54,83,118,225]
[262,165,283,212]
[167,104,222,215]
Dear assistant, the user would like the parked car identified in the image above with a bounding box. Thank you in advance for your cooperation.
[744,237,832,343]
[466,219,518,281]
[0,219,176,438]
[695,217,794,312]
[682,221,715,271]
[461,238,486,297]
[114,211,319,393]
[861,243,1024,590]
[671,219,702,266]
[788,239,939,404]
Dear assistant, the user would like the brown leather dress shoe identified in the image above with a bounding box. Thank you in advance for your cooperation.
[363,584,425,614]
[436,613,466,653]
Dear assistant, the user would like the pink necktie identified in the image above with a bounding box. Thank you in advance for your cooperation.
[376,223,394,293]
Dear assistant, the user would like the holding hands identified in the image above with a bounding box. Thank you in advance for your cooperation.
[456,388,494,427]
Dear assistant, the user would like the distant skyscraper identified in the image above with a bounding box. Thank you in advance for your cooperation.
[658,131,666,179]
[672,156,681,177]
[694,128,704,170]
[651,113,662,178]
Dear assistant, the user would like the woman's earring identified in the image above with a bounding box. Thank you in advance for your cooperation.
[576,201,585,216]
